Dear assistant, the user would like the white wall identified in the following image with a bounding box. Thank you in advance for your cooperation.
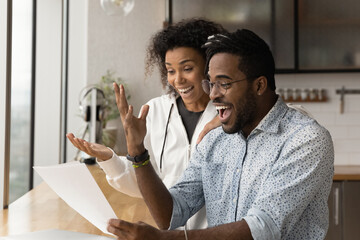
[87,0,165,110]
[86,0,165,154]
[0,0,8,208]
[277,73,360,165]
[33,0,63,186]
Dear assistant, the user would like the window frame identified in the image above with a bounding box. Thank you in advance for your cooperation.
[1,0,71,207]
[1,0,12,209]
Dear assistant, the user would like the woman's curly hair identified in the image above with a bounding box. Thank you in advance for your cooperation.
[145,18,226,94]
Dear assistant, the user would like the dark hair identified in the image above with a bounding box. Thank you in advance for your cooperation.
[145,18,226,94]
[203,29,276,91]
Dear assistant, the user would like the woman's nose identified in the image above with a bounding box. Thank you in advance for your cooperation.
[174,72,185,84]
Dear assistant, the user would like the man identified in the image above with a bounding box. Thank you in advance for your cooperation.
[108,29,334,239]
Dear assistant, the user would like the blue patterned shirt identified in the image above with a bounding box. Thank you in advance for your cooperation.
[169,98,334,239]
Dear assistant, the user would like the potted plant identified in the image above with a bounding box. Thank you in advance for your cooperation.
[96,70,130,148]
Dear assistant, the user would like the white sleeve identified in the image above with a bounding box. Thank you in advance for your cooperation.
[97,148,142,198]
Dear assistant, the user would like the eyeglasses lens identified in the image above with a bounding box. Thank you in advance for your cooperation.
[202,79,227,95]
[202,80,211,95]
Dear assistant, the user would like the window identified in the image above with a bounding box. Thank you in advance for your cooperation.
[8,0,34,203]
[1,0,66,207]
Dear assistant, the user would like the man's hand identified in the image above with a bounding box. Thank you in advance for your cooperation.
[66,133,112,161]
[107,219,164,240]
[107,219,253,240]
[114,83,149,156]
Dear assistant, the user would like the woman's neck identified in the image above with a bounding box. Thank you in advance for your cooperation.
[180,94,210,112]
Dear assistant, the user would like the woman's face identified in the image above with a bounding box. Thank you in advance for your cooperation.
[165,47,209,112]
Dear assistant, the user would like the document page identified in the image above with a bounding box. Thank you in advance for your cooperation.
[34,162,117,236]
[0,229,114,240]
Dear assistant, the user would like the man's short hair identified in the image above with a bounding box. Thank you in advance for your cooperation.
[203,29,276,91]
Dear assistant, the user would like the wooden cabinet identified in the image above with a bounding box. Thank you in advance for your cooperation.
[325,181,360,240]
[326,182,343,240]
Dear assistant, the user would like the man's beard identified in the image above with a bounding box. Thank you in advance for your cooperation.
[223,88,257,134]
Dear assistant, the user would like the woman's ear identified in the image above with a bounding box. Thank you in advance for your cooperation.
[254,76,267,96]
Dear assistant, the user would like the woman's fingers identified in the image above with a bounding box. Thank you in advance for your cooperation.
[196,116,221,144]
[124,105,134,125]
[139,105,149,121]
[66,133,81,149]
[114,83,129,122]
[66,133,75,139]
[83,141,95,155]
[67,133,111,160]
[196,128,207,144]
[74,138,87,152]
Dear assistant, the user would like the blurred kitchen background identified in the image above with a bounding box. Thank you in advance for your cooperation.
[1,1,360,238]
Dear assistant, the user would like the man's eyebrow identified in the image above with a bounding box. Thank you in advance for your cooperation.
[214,75,232,80]
[207,74,232,82]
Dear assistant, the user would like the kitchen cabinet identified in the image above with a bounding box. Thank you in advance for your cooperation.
[170,0,294,70]
[169,0,360,72]
[298,0,360,70]
[325,181,360,240]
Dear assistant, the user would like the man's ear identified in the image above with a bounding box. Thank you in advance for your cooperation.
[253,76,267,96]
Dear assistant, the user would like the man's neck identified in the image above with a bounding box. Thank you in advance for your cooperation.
[242,93,278,138]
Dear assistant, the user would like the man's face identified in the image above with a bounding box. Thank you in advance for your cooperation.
[208,53,257,134]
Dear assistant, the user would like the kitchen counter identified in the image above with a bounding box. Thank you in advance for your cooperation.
[334,165,360,181]
[0,164,156,237]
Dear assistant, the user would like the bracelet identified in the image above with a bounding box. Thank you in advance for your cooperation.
[132,158,150,168]
[126,149,149,163]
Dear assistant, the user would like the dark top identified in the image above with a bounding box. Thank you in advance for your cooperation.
[176,97,204,142]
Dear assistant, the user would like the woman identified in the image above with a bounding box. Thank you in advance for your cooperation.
[67,18,225,229]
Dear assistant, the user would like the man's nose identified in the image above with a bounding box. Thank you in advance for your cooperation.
[209,84,223,100]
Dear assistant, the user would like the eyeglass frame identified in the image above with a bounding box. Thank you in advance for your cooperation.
[201,77,249,95]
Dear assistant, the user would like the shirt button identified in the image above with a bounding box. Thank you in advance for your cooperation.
[233,198,236,203]
[236,169,240,173]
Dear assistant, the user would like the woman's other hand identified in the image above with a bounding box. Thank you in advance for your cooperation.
[196,116,221,144]
[66,133,113,161]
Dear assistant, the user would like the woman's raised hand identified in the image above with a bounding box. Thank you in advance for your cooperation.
[66,133,113,161]
[113,83,149,156]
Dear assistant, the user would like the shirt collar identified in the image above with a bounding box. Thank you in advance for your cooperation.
[251,96,288,135]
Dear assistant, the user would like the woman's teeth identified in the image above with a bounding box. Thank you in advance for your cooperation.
[178,86,193,94]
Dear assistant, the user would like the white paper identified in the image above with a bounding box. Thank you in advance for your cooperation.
[0,229,114,240]
[34,162,117,235]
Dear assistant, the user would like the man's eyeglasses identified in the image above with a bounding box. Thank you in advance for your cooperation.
[201,78,248,95]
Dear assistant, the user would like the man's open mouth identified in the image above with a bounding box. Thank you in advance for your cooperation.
[216,105,232,123]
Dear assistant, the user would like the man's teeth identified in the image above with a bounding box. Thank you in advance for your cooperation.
[216,105,230,110]
[178,86,193,93]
